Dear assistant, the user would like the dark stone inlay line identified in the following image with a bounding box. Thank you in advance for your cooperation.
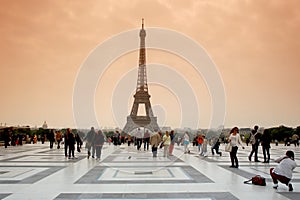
[54,192,238,200]
[75,165,213,184]
[0,155,86,163]
[278,192,300,200]
[0,166,65,184]
[0,193,11,200]
[134,171,153,175]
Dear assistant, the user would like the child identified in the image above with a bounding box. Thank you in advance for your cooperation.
[270,150,296,191]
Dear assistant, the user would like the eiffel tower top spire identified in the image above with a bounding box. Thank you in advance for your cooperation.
[122,19,160,133]
[136,18,148,93]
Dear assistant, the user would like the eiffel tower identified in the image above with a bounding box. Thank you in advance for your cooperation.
[123,19,160,134]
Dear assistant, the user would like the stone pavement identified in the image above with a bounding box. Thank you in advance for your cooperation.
[0,141,299,200]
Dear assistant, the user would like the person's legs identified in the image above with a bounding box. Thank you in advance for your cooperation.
[262,146,267,162]
[266,147,270,162]
[249,144,255,161]
[270,167,278,188]
[254,144,259,161]
[163,145,167,157]
[146,139,149,150]
[68,146,72,158]
[270,167,292,190]
[71,146,75,157]
[229,150,235,167]
[92,145,95,158]
[211,146,215,155]
[232,146,239,167]
[98,146,103,159]
[216,145,222,156]
[95,146,100,158]
[152,146,158,157]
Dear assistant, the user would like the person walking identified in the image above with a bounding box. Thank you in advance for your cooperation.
[84,127,96,159]
[261,129,271,163]
[228,127,244,168]
[248,125,260,162]
[75,133,83,152]
[143,130,150,151]
[127,134,132,146]
[94,130,105,160]
[67,128,76,159]
[211,136,222,156]
[56,130,62,149]
[150,132,162,157]
[162,131,171,157]
[270,150,296,191]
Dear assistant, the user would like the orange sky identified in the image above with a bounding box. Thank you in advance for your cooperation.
[0,0,299,129]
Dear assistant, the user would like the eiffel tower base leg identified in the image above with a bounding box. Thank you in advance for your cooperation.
[123,116,160,134]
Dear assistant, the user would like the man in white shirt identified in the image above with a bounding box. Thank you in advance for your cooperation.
[270,150,297,191]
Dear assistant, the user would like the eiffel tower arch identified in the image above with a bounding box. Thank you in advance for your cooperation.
[123,19,160,134]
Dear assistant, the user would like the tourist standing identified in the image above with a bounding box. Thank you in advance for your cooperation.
[228,127,244,168]
[162,131,171,157]
[200,135,208,156]
[183,132,190,154]
[270,150,296,191]
[135,128,143,151]
[67,128,76,159]
[248,125,260,162]
[144,130,150,151]
[56,130,62,149]
[94,130,105,160]
[3,128,11,148]
[84,127,96,159]
[64,130,69,157]
[75,133,83,152]
[48,129,55,149]
[150,132,162,157]
[169,130,175,156]
[197,134,204,154]
[291,134,299,147]
[261,129,271,163]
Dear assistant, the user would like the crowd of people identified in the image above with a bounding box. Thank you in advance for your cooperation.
[2,125,297,192]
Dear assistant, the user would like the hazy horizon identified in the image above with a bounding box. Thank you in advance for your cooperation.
[1,0,300,130]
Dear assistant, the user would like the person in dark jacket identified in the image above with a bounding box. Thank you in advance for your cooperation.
[94,130,105,160]
[63,130,68,157]
[48,129,55,149]
[84,127,96,159]
[261,129,271,163]
[75,133,83,152]
[67,128,76,159]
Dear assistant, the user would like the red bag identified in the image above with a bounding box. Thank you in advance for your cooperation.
[244,175,266,186]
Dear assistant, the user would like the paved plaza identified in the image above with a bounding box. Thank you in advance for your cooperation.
[0,141,299,200]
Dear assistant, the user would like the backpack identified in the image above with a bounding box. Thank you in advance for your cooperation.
[249,134,256,145]
[244,175,266,186]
